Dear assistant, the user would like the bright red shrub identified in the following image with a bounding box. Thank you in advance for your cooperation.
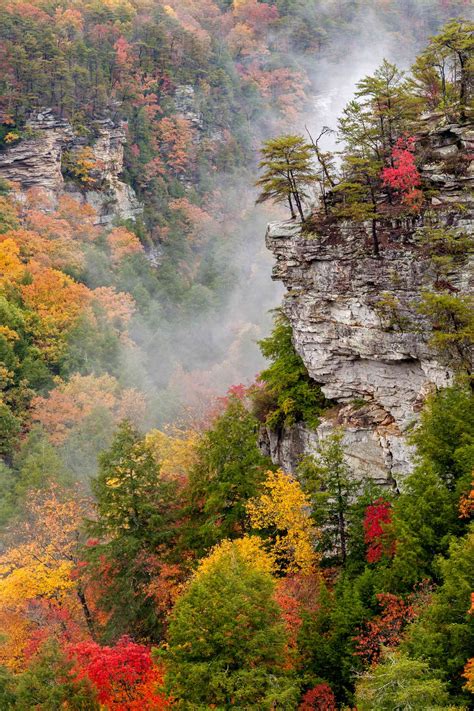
[382,136,423,211]
[69,637,168,709]
[298,683,337,710]
[363,497,394,563]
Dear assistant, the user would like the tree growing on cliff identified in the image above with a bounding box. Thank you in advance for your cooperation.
[411,19,474,122]
[253,310,328,430]
[256,135,316,221]
[298,432,359,566]
[418,292,474,385]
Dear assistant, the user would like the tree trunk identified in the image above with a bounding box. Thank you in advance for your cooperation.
[77,587,96,639]
[338,509,347,565]
[288,193,296,219]
[458,52,467,122]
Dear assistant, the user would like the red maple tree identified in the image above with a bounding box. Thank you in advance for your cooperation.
[69,637,169,710]
[363,497,394,563]
[381,136,423,211]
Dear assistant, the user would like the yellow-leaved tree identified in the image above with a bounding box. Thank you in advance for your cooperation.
[247,469,319,575]
[0,486,94,670]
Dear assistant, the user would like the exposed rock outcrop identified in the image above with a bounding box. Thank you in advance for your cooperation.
[264,123,474,486]
[0,110,141,225]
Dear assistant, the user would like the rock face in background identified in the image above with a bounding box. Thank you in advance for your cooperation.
[0,109,141,225]
[264,123,474,487]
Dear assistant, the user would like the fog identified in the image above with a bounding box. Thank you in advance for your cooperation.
[114,1,474,428]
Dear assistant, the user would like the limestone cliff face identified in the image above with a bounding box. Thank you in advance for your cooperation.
[0,109,141,225]
[263,123,474,486]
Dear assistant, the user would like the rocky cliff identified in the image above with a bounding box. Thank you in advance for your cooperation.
[0,109,141,225]
[262,122,474,487]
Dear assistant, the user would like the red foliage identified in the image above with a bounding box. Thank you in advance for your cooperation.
[299,683,337,710]
[69,637,168,710]
[353,593,416,665]
[381,136,423,211]
[363,497,394,563]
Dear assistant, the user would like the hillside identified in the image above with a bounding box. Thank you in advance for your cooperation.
[0,3,473,710]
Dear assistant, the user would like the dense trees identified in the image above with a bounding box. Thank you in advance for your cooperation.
[252,310,328,430]
[0,9,472,708]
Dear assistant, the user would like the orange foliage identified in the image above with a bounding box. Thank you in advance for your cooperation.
[459,476,474,519]
[0,237,24,285]
[353,585,432,666]
[21,267,92,358]
[0,486,93,670]
[31,373,146,444]
[156,116,195,176]
[56,195,99,243]
[93,286,136,334]
[107,226,144,264]
[144,560,185,620]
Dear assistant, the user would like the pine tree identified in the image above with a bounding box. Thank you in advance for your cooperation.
[256,135,316,221]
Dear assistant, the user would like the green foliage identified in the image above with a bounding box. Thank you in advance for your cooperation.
[0,403,20,459]
[14,426,71,497]
[87,421,177,641]
[256,135,316,221]
[184,397,271,557]
[418,292,474,380]
[160,542,299,709]
[411,18,474,121]
[403,528,474,703]
[389,467,460,589]
[298,431,360,566]
[299,576,369,703]
[388,385,473,588]
[254,311,328,430]
[411,385,474,487]
[14,640,99,710]
[0,666,16,710]
[354,650,450,710]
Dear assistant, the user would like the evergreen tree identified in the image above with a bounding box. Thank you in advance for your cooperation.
[256,135,316,221]
[254,310,327,430]
[402,528,474,703]
[14,640,99,711]
[354,650,450,711]
[87,421,177,641]
[160,539,299,709]
[184,397,271,557]
[412,19,474,122]
[298,432,359,566]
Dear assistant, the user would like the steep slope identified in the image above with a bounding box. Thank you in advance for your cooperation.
[0,110,140,225]
[262,122,474,485]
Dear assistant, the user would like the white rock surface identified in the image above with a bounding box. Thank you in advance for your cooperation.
[264,123,474,486]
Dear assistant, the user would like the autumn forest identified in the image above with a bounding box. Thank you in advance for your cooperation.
[0,0,473,709]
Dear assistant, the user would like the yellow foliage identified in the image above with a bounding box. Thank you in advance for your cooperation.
[0,487,92,670]
[0,325,19,341]
[145,426,199,483]
[0,545,75,607]
[0,237,24,285]
[4,132,20,144]
[195,535,275,580]
[247,469,319,575]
